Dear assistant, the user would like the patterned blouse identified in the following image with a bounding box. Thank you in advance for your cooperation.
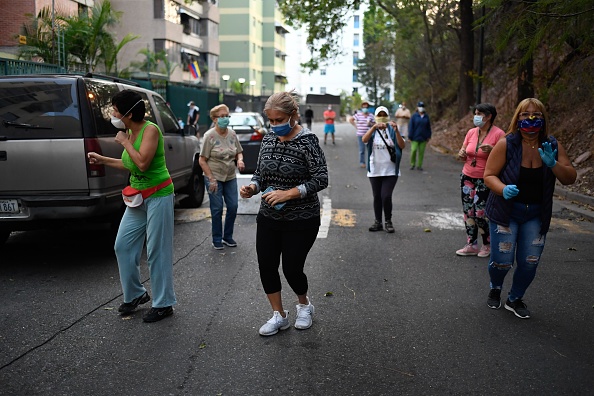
[251,129,328,227]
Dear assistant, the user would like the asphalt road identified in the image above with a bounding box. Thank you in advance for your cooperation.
[1,122,593,395]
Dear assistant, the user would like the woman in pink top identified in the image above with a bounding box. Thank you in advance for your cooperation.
[456,103,505,257]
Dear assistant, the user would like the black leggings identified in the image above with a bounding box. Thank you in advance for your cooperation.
[369,175,398,222]
[256,222,319,295]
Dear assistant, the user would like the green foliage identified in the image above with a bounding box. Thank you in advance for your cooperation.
[129,49,178,79]
[18,0,136,74]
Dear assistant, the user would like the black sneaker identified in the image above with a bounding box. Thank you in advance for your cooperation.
[410,165,415,170]
[118,291,150,314]
[487,289,501,309]
[143,306,174,323]
[385,221,395,233]
[369,221,383,232]
[504,298,530,319]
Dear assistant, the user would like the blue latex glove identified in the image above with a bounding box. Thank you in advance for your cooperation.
[538,141,557,168]
[503,184,519,200]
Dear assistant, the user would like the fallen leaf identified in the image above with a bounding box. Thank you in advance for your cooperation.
[199,342,206,349]
[104,307,114,311]
[424,228,432,232]
[324,291,333,297]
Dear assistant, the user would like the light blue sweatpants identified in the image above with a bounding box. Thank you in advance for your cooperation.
[114,194,176,308]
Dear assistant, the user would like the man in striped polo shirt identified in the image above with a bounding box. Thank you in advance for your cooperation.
[349,101,375,168]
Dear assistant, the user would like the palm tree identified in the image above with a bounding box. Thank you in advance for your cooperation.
[61,0,122,72]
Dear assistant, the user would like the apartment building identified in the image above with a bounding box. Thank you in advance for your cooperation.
[286,4,369,102]
[0,0,93,59]
[111,0,220,86]
[218,0,288,96]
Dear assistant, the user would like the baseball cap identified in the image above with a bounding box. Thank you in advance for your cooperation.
[187,101,195,106]
[374,106,390,117]
[417,101,425,107]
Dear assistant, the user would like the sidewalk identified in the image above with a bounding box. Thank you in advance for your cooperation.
[554,186,594,221]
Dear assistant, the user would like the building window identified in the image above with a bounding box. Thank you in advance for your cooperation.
[154,0,163,18]
[253,43,256,53]
[353,87,359,94]
[320,69,326,76]
[354,34,360,47]
[253,17,256,27]
[320,87,326,94]
[354,15,360,29]
[181,14,200,35]
[353,51,359,66]
[310,87,313,92]
[353,70,358,82]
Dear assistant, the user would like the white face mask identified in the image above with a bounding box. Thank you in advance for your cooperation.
[418,107,425,113]
[111,100,142,130]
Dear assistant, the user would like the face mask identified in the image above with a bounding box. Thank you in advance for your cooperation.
[418,107,425,113]
[473,115,485,128]
[327,107,332,110]
[271,117,294,136]
[111,100,142,130]
[361,108,368,113]
[375,116,389,123]
[217,116,230,128]
[518,117,544,134]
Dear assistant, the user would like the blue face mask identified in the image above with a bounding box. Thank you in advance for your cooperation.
[217,116,230,128]
[271,117,294,136]
[361,108,368,113]
[473,115,485,128]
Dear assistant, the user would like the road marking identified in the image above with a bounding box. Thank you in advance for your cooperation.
[317,197,332,238]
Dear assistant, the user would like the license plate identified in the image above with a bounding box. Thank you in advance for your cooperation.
[0,199,19,214]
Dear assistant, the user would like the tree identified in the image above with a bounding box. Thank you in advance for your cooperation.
[480,0,594,103]
[102,33,139,75]
[129,49,179,79]
[61,0,124,72]
[18,6,67,63]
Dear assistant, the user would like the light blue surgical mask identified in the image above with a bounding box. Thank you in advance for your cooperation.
[473,115,485,128]
[217,116,230,128]
[271,117,295,136]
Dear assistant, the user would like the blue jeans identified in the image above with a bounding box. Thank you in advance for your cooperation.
[205,177,238,244]
[488,202,546,302]
[114,194,176,308]
[357,135,366,165]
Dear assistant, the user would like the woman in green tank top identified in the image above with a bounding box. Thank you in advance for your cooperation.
[87,90,176,323]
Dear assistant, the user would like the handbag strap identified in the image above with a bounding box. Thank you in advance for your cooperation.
[376,127,394,152]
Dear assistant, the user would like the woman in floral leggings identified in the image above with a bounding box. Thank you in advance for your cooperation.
[456,103,505,257]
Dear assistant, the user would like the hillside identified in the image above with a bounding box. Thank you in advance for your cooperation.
[430,54,594,205]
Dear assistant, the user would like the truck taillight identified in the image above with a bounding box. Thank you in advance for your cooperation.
[84,138,105,177]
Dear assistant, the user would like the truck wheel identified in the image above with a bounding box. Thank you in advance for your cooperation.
[183,166,205,208]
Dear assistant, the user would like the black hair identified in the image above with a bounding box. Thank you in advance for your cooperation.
[474,103,497,124]
[111,89,146,122]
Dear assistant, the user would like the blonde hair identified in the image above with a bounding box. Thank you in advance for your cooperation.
[264,91,300,117]
[507,98,548,138]
[210,104,229,119]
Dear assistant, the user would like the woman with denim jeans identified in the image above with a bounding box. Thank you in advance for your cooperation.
[484,98,576,319]
[87,89,176,323]
[199,104,244,250]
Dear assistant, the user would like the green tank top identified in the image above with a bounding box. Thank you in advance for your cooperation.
[121,121,174,197]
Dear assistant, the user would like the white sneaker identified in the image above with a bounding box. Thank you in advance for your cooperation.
[295,298,315,330]
[259,310,290,336]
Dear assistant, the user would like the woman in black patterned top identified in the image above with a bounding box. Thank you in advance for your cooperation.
[240,91,328,336]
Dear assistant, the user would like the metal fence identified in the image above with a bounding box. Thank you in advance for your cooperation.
[0,57,66,75]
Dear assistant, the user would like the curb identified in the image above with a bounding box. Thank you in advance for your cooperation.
[554,186,594,221]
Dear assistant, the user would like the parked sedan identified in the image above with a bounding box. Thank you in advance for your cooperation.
[227,112,268,174]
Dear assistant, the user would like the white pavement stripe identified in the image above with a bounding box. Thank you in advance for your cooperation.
[317,197,332,238]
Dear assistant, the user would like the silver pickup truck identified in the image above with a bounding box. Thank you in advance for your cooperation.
[0,74,204,245]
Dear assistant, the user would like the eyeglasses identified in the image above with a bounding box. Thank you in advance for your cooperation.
[519,112,543,118]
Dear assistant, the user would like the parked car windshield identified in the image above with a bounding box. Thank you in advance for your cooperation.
[229,114,258,127]
[0,78,82,139]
